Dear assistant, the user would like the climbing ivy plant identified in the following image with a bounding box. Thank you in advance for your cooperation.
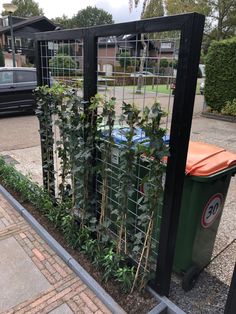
[97,97,116,243]
[35,85,56,197]
[132,102,169,291]
[36,82,169,292]
[116,102,141,255]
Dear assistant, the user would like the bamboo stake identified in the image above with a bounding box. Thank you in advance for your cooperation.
[99,174,108,225]
[131,211,154,293]
[117,217,124,255]
[140,212,154,289]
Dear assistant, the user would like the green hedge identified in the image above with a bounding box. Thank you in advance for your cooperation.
[205,37,236,112]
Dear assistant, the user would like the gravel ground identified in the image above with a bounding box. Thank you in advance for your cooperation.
[169,116,236,313]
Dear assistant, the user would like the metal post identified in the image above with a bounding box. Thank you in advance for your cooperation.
[9,13,16,67]
[153,13,205,296]
[83,30,98,211]
[225,262,236,314]
[35,40,55,198]
[83,31,97,102]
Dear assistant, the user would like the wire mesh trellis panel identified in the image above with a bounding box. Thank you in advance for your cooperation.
[95,31,181,274]
[36,38,84,196]
[35,13,205,296]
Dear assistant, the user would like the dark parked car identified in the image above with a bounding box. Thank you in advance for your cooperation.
[0,67,37,114]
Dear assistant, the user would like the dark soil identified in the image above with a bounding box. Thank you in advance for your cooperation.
[1,184,158,314]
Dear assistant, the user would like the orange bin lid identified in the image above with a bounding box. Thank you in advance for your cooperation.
[186,142,236,176]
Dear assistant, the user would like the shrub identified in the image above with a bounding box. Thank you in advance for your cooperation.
[0,48,5,67]
[205,37,236,112]
[117,52,132,68]
[159,58,169,75]
[169,59,178,69]
[49,53,78,76]
[0,158,53,212]
[221,99,236,116]
[58,44,74,56]
[159,58,169,68]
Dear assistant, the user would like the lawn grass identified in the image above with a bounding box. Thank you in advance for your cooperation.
[127,83,201,95]
[127,84,171,94]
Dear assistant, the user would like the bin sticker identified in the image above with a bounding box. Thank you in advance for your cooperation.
[111,148,119,165]
[201,193,224,228]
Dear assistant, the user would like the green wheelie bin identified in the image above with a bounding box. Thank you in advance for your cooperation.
[174,142,236,291]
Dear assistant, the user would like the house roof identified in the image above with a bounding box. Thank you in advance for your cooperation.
[0,15,56,34]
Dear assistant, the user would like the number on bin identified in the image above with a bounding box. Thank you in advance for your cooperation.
[201,193,223,228]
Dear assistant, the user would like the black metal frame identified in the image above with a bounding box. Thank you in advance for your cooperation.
[35,12,205,296]
[225,262,236,314]
[35,41,55,197]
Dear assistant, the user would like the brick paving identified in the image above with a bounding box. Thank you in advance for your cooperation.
[0,193,112,314]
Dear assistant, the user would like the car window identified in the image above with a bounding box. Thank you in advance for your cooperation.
[15,70,36,83]
[0,71,13,84]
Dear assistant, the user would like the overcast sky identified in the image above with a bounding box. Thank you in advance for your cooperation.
[1,0,143,22]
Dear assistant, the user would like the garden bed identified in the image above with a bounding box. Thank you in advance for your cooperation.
[201,111,236,123]
[0,180,158,314]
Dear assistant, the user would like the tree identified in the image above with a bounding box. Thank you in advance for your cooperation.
[131,0,236,42]
[166,0,235,40]
[2,0,44,17]
[129,0,149,16]
[52,15,74,29]
[71,6,114,28]
[142,0,164,18]
[208,0,236,40]
[166,0,209,16]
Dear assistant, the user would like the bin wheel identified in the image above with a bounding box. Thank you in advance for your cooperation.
[182,265,200,292]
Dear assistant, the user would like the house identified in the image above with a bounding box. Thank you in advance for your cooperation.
[0,15,56,67]
[97,34,178,76]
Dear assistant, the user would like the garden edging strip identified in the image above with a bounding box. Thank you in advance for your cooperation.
[147,287,186,314]
[0,185,126,314]
[201,112,236,123]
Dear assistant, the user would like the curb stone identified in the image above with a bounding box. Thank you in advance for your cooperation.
[201,112,236,123]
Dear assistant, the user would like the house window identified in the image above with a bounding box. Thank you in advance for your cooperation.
[103,64,113,76]
[160,42,172,49]
[0,70,13,84]
[7,37,22,48]
[119,48,131,54]
[15,70,36,83]
[2,16,9,27]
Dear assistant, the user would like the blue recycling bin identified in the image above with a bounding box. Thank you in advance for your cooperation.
[100,127,169,236]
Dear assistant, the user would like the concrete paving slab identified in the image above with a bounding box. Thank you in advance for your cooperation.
[0,236,51,312]
[0,219,5,229]
[0,194,113,313]
[49,303,74,314]
[0,115,40,152]
[0,146,43,185]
